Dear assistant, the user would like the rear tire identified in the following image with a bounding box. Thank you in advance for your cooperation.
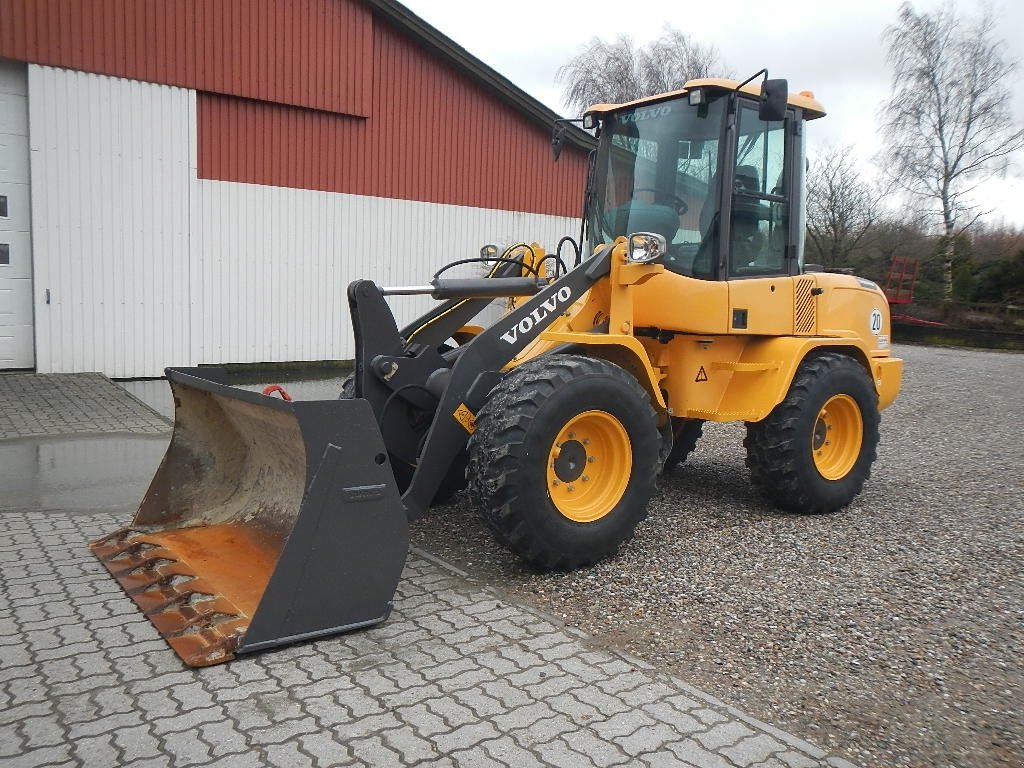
[744,353,880,513]
[466,355,660,570]
[662,418,704,472]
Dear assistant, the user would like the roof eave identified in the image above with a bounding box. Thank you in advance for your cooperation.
[363,0,595,150]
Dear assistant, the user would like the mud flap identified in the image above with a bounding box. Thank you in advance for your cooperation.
[90,367,408,667]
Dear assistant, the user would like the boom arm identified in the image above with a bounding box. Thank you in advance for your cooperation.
[348,245,614,519]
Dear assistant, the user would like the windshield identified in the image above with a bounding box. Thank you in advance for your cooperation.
[587,95,726,278]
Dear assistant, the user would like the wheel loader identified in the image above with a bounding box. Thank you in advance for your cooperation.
[91,74,902,666]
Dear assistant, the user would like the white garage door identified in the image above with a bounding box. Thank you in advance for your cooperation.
[0,59,33,369]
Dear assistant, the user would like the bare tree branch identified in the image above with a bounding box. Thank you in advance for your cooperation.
[806,145,883,268]
[878,2,1024,299]
[556,25,731,114]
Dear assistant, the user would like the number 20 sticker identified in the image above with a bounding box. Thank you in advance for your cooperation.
[869,309,883,335]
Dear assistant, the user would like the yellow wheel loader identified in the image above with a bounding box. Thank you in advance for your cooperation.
[91,73,902,666]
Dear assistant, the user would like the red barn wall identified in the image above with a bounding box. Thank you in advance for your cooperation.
[0,0,372,116]
[0,0,588,217]
[198,18,588,216]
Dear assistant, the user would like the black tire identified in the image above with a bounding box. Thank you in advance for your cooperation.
[744,353,880,513]
[339,374,355,399]
[662,418,704,472]
[466,355,661,570]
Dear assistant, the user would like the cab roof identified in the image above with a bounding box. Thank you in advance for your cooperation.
[585,77,827,120]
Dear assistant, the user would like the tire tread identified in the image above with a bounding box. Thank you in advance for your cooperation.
[467,355,659,570]
[744,352,880,513]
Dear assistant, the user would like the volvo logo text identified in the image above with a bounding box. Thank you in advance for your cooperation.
[500,287,573,345]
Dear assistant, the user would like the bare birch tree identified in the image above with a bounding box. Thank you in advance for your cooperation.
[879,2,1024,299]
[806,145,883,268]
[557,26,730,114]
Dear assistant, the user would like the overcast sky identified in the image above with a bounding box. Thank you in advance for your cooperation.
[401,0,1024,228]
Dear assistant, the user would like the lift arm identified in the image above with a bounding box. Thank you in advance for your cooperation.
[349,246,615,519]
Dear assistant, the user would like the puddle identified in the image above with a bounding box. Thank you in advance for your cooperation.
[3,369,351,515]
[0,434,169,514]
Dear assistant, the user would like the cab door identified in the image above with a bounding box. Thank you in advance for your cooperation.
[725,101,797,336]
[0,59,34,369]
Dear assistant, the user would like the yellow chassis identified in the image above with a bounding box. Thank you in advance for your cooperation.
[497,240,903,424]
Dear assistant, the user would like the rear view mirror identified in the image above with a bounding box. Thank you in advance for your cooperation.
[759,79,788,122]
[551,124,566,161]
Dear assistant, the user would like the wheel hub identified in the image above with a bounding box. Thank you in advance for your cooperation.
[811,394,864,481]
[553,440,586,482]
[546,410,632,523]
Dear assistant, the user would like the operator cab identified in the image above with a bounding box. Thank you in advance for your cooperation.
[583,78,825,281]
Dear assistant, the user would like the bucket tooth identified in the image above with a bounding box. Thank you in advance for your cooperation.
[131,578,217,614]
[97,542,179,578]
[148,596,242,635]
[90,530,158,561]
[168,620,249,667]
[119,564,199,598]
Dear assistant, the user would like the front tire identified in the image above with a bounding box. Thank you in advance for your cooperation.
[466,355,661,570]
[744,353,880,513]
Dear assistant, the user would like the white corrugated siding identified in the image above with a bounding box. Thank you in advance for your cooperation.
[29,66,193,377]
[191,182,577,365]
[29,66,578,376]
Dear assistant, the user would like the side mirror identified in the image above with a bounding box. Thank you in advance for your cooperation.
[551,124,566,162]
[759,79,788,122]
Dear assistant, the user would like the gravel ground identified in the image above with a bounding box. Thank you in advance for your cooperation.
[409,344,1024,768]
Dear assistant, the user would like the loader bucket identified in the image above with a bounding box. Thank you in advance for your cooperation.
[89,367,408,667]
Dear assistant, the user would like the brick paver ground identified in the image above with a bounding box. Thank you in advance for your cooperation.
[0,373,170,438]
[0,374,858,767]
[0,509,857,768]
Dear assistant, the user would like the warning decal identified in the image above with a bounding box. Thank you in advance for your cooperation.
[695,366,709,383]
[453,403,477,433]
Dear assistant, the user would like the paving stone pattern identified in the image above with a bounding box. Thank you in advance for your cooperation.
[0,373,171,439]
[0,510,858,768]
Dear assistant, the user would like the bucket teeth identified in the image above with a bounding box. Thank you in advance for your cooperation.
[90,532,152,560]
[89,528,249,667]
[118,563,199,598]
[148,596,240,635]
[169,621,248,667]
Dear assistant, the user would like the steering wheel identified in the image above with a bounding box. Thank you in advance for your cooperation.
[633,188,689,216]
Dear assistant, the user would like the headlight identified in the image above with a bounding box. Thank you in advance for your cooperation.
[627,232,667,264]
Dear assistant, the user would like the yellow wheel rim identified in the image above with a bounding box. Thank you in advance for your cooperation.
[546,410,632,523]
[811,395,863,480]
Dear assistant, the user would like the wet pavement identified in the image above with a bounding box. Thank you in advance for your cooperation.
[0,435,168,513]
[0,372,172,516]
[0,369,858,767]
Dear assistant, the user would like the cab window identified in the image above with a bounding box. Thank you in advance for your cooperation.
[729,105,789,278]
[588,96,727,280]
